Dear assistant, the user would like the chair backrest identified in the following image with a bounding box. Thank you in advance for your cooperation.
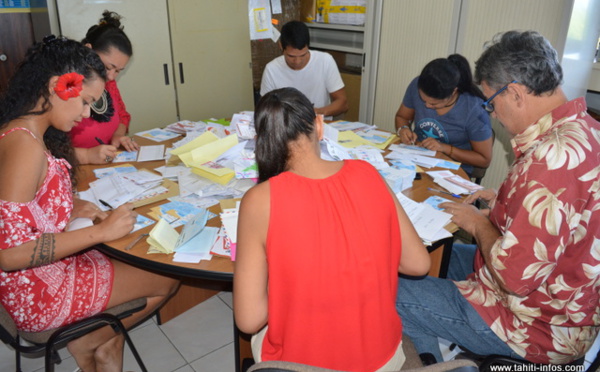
[247,335,479,372]
[247,359,479,372]
[470,128,496,185]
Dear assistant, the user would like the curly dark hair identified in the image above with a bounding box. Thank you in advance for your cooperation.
[83,10,133,57]
[0,36,107,187]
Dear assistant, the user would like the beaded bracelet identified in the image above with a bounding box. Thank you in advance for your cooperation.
[396,125,410,136]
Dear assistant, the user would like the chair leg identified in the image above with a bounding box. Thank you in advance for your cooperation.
[42,314,147,372]
[14,336,22,372]
[112,318,148,372]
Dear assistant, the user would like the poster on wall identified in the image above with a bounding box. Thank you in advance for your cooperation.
[248,0,273,41]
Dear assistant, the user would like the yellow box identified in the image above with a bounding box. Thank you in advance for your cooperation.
[315,0,367,25]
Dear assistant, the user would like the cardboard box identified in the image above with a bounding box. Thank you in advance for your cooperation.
[301,0,317,23]
[316,0,367,26]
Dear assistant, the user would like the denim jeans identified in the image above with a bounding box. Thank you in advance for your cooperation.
[396,243,522,362]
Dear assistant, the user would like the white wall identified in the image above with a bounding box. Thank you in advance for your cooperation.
[561,0,600,101]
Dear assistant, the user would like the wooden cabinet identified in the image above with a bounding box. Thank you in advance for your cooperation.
[167,0,254,121]
[56,0,253,132]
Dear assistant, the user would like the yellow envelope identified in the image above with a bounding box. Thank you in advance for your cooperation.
[192,163,235,185]
[188,134,239,168]
[168,131,219,165]
[337,130,373,148]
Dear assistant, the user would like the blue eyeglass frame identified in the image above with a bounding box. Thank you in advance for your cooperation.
[481,80,518,113]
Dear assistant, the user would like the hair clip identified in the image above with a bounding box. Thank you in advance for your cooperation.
[42,35,67,46]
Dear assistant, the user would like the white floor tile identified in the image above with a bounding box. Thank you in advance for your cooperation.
[124,320,187,372]
[217,291,233,309]
[174,364,196,372]
[159,296,234,363]
[189,342,236,372]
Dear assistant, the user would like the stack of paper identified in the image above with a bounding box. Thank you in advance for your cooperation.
[379,162,416,193]
[219,200,240,261]
[135,128,181,142]
[146,209,218,263]
[396,192,453,245]
[427,170,483,195]
[170,132,239,185]
[148,201,215,228]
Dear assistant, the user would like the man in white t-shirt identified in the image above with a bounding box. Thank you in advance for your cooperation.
[260,21,348,118]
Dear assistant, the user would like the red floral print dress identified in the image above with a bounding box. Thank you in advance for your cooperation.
[0,128,113,332]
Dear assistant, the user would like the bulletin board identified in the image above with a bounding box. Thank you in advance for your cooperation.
[250,0,301,92]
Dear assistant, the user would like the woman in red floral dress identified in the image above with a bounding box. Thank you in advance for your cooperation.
[0,36,179,372]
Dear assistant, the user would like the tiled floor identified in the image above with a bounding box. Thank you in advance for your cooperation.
[0,292,236,372]
[3,289,600,372]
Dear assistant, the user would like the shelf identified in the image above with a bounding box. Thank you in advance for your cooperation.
[306,22,365,54]
[311,42,363,54]
[305,22,365,32]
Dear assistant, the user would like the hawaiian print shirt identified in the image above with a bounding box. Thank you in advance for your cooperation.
[455,98,600,364]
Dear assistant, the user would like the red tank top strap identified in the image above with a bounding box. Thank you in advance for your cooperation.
[0,127,39,141]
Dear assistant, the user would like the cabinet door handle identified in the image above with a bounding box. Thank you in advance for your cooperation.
[178,62,185,84]
[163,64,170,85]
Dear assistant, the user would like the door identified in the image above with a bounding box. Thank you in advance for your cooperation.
[168,0,255,120]
[0,13,35,92]
[56,0,179,132]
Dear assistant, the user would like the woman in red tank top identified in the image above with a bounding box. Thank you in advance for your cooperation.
[234,87,430,371]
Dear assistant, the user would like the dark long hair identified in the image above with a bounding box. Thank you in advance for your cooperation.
[254,88,316,183]
[83,11,133,57]
[418,54,485,100]
[0,36,107,186]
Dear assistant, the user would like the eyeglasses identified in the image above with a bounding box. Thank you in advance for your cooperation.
[481,80,518,113]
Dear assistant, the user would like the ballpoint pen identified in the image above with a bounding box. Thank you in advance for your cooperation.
[99,199,114,210]
[427,187,461,198]
[95,137,105,145]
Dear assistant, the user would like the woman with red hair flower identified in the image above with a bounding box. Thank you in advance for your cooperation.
[0,36,179,371]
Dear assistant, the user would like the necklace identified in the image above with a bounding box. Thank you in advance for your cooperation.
[90,89,115,123]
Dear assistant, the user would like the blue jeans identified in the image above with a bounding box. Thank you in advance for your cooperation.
[396,244,522,362]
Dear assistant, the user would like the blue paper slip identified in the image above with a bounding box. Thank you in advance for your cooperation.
[131,214,156,232]
[113,151,138,163]
[93,165,137,178]
[423,195,454,211]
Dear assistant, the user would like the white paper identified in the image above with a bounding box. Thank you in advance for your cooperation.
[66,218,94,231]
[270,0,282,14]
[248,0,273,40]
[396,192,452,244]
[137,145,165,162]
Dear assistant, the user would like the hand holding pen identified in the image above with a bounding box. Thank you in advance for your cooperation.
[94,137,117,164]
[397,126,417,145]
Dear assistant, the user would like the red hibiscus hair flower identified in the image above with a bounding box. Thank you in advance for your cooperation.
[54,72,84,101]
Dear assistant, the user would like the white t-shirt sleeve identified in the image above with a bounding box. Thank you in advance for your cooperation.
[260,62,277,96]
[323,53,345,93]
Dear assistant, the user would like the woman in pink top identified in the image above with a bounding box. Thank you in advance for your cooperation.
[70,11,140,164]
[234,87,430,371]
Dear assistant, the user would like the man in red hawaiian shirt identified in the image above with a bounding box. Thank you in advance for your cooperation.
[397,30,600,365]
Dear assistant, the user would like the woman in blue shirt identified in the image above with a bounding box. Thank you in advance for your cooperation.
[395,54,493,176]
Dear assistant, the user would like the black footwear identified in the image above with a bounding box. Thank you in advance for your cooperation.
[419,352,439,366]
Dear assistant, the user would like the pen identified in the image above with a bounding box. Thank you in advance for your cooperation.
[99,199,114,210]
[95,137,105,145]
[427,187,461,198]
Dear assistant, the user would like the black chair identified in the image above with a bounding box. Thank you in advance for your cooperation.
[0,298,148,372]
[470,129,495,185]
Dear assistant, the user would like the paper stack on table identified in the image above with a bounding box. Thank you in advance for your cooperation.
[426,170,484,195]
[146,209,218,263]
[396,192,453,245]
